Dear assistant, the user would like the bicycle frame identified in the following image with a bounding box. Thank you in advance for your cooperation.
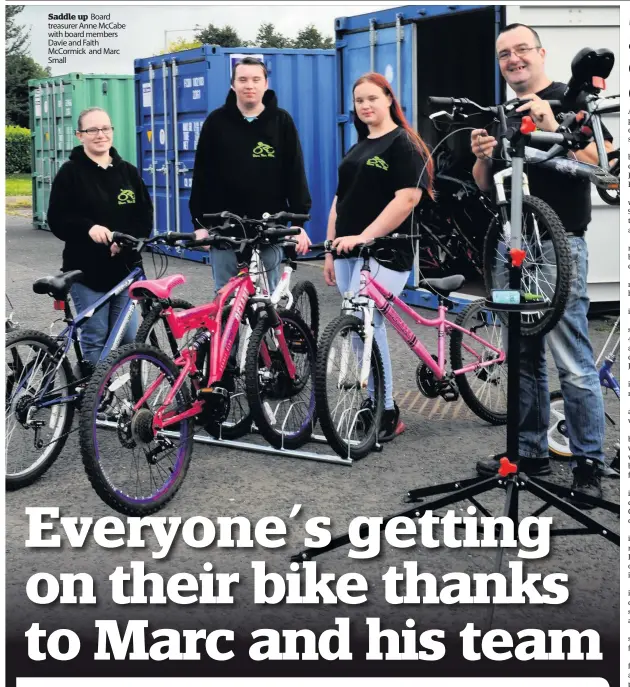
[147,265,296,431]
[345,264,505,389]
[596,316,619,398]
[29,267,146,411]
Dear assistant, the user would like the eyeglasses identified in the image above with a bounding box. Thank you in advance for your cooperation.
[497,46,540,61]
[78,126,114,137]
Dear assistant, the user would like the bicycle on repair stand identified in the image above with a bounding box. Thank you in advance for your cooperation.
[428,47,619,336]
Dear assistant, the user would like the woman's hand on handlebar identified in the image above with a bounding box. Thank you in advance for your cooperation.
[293,227,311,255]
[193,228,211,251]
[89,225,113,245]
[110,243,121,257]
[471,129,497,161]
[332,234,364,255]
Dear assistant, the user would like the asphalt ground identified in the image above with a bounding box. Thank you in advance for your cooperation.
[5,216,621,682]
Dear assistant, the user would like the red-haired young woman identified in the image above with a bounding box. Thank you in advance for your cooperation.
[324,72,434,441]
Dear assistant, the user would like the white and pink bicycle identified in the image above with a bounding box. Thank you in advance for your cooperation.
[315,236,507,460]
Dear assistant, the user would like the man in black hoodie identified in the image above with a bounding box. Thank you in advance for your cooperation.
[47,107,153,373]
[189,57,312,292]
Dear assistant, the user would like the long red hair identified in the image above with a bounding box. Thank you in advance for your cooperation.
[353,72,434,198]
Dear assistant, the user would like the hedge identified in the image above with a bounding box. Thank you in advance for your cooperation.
[6,125,31,174]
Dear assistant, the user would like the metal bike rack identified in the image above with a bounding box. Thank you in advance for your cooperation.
[95,419,354,467]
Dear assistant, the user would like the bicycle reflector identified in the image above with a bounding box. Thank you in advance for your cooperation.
[592,76,606,90]
[53,300,66,311]
[520,116,536,134]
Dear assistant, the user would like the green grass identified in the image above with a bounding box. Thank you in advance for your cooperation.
[6,174,31,196]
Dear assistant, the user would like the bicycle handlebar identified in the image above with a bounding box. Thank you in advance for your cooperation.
[201,211,310,226]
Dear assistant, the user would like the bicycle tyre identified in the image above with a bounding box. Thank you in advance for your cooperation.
[245,309,317,449]
[6,329,75,490]
[135,298,194,356]
[315,315,385,460]
[449,299,507,425]
[596,150,619,206]
[79,343,194,515]
[483,195,571,337]
[290,279,320,341]
[548,389,572,459]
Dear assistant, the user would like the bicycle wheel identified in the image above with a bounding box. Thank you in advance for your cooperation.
[483,195,571,337]
[596,150,619,206]
[79,343,193,515]
[135,298,194,356]
[315,315,385,460]
[449,299,507,425]
[548,389,572,459]
[290,280,320,341]
[5,329,75,490]
[203,305,254,440]
[245,309,316,449]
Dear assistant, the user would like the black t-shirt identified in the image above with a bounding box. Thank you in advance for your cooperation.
[490,81,612,233]
[335,127,430,271]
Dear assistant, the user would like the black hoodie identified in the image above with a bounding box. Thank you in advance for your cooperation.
[189,89,311,233]
[47,146,153,291]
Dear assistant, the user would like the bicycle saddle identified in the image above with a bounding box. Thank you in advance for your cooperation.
[32,270,84,299]
[416,274,465,297]
[564,47,614,103]
[129,274,186,300]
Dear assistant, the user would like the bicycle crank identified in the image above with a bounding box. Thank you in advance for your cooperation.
[416,357,459,402]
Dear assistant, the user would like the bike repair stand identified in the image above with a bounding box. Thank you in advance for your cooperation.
[291,116,619,628]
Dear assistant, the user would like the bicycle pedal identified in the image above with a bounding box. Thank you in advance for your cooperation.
[438,384,459,402]
[590,169,618,190]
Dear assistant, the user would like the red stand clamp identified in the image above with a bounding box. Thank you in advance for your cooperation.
[509,248,526,268]
[498,457,518,477]
[520,116,536,134]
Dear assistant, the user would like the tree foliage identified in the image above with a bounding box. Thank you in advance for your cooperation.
[6,54,50,127]
[291,24,334,49]
[192,21,334,50]
[160,37,203,55]
[255,23,289,49]
[195,23,246,48]
[6,5,29,56]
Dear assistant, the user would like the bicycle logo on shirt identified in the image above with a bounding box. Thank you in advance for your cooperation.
[117,189,136,205]
[366,156,389,171]
[252,142,275,158]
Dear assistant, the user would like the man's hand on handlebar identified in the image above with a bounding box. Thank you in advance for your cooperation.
[515,94,559,132]
[193,228,211,251]
[471,129,497,161]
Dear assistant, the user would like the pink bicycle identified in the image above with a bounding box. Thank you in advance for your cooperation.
[315,236,507,460]
[79,221,316,515]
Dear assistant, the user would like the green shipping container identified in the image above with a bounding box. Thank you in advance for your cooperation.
[28,73,136,229]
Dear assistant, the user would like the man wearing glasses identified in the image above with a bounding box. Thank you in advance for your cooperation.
[470,23,615,505]
[189,56,312,293]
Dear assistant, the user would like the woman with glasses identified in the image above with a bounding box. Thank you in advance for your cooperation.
[47,107,153,377]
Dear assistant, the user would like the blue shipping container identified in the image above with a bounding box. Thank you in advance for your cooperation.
[134,46,337,261]
[335,5,503,311]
